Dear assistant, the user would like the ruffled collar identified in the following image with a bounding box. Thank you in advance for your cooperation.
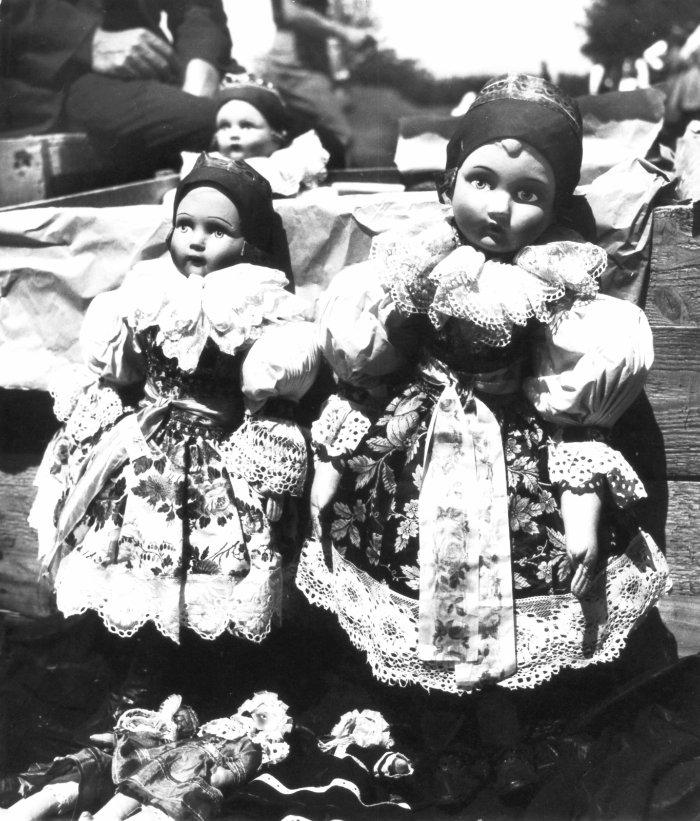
[373,218,607,348]
[118,258,309,372]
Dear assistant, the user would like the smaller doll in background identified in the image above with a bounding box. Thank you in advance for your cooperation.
[4,693,292,821]
[179,73,329,197]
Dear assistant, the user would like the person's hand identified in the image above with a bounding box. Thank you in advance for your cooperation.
[182,58,219,98]
[309,460,343,539]
[265,494,284,522]
[91,27,174,80]
[341,25,376,51]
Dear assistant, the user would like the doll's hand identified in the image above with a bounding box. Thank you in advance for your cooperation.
[561,488,602,599]
[567,540,598,598]
[265,494,284,522]
[88,731,116,749]
[310,460,343,539]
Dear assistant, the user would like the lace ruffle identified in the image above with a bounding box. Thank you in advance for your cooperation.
[427,242,604,347]
[62,383,125,443]
[311,394,372,462]
[295,536,670,693]
[121,259,308,372]
[53,548,282,643]
[373,220,606,348]
[49,364,99,422]
[549,441,647,508]
[373,218,460,315]
[221,416,308,497]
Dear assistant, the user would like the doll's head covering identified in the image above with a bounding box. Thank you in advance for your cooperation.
[443,74,583,206]
[215,72,290,135]
[174,153,293,282]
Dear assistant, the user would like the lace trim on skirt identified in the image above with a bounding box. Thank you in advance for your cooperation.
[296,535,671,693]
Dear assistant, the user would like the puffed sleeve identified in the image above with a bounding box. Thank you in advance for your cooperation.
[46,289,145,430]
[523,294,653,428]
[80,290,146,387]
[523,294,654,507]
[240,321,320,413]
[318,259,408,389]
[225,322,320,498]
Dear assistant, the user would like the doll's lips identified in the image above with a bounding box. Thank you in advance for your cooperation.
[186,255,206,267]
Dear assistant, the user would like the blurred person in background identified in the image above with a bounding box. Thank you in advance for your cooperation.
[0,0,233,182]
[264,0,377,168]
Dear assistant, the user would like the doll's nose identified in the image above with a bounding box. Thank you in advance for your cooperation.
[487,189,511,217]
[189,227,206,248]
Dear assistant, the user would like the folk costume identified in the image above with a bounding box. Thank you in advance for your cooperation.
[30,156,319,643]
[297,75,670,694]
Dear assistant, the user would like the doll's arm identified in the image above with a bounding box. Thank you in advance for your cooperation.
[4,782,80,821]
[83,792,141,821]
[560,486,603,598]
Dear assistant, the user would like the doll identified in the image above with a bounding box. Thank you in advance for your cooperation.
[299,74,669,697]
[30,153,320,645]
[179,73,329,197]
[232,708,414,819]
[4,693,292,821]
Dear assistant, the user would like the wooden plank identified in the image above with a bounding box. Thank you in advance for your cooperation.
[658,594,700,658]
[641,326,700,479]
[0,456,54,618]
[648,205,700,326]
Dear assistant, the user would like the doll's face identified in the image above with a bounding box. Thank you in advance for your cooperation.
[171,186,244,277]
[214,99,281,160]
[448,139,556,256]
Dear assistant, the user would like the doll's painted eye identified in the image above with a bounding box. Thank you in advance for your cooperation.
[214,229,225,238]
[516,189,539,204]
[469,177,490,190]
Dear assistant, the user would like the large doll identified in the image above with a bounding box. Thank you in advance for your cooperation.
[299,76,669,716]
[30,153,319,645]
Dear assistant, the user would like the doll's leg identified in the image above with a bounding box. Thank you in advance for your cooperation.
[4,781,80,821]
[476,687,539,799]
[78,792,141,821]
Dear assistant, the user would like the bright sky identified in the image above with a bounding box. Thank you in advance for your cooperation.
[223,0,593,79]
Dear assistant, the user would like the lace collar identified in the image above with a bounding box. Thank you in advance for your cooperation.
[119,258,309,372]
[374,219,606,348]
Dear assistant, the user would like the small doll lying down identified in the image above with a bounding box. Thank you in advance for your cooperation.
[5,700,414,821]
[5,691,292,821]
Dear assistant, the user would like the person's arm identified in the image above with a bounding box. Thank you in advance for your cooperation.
[277,0,374,49]
[166,0,232,93]
[181,56,219,96]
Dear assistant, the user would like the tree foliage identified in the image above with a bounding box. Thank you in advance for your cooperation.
[581,0,700,65]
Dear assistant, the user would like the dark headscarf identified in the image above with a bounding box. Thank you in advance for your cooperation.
[173,153,293,285]
[442,74,583,210]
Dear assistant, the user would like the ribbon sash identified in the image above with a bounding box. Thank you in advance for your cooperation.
[418,385,516,687]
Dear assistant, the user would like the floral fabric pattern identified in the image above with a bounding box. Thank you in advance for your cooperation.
[323,377,632,604]
[38,326,287,642]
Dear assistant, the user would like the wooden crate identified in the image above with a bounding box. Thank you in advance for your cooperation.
[0,133,111,208]
[0,204,699,652]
